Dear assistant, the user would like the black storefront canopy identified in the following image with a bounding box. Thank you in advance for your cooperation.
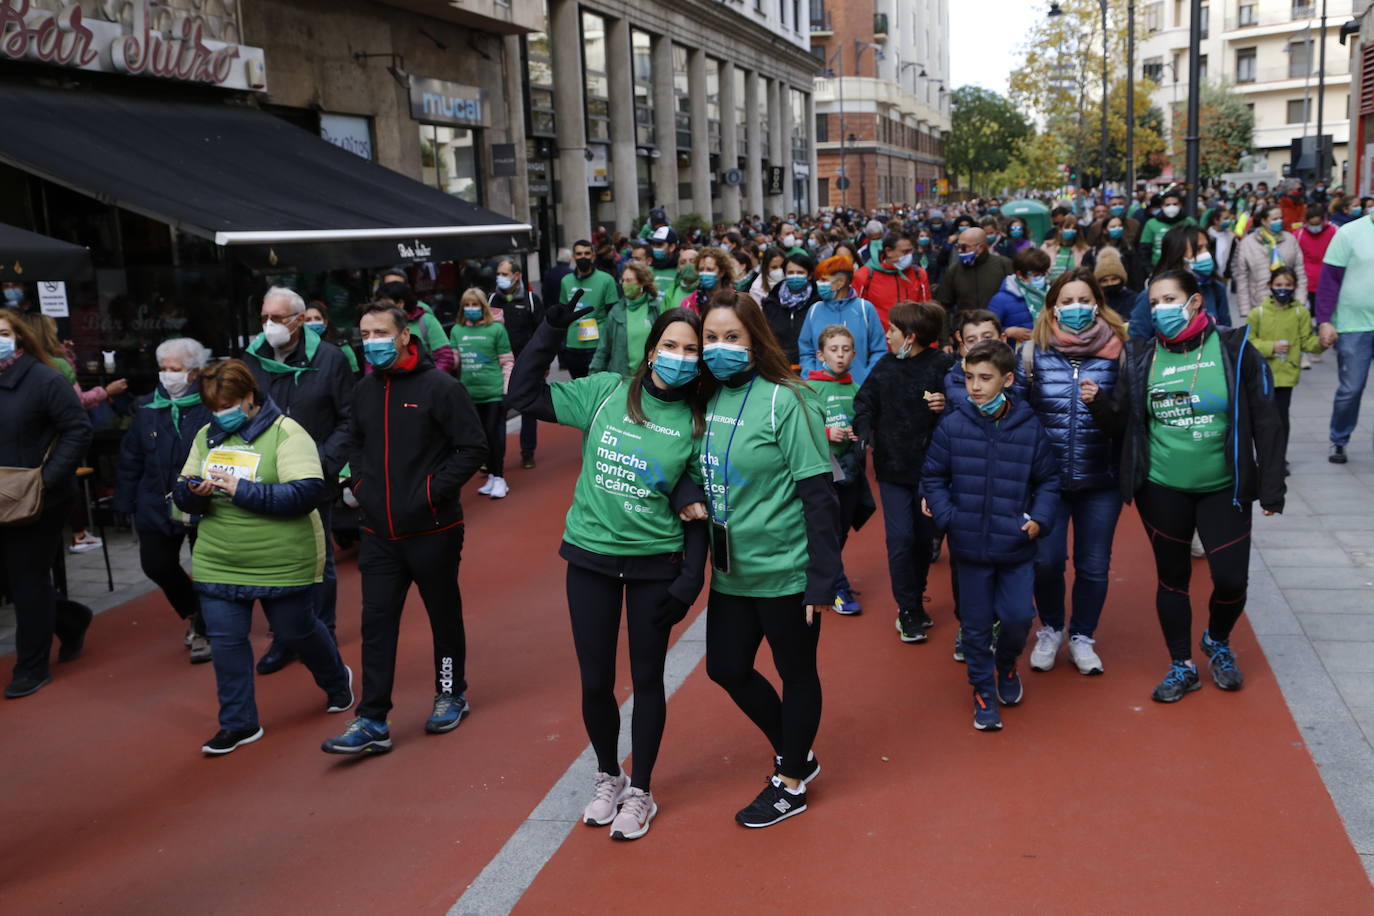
[0,85,530,272]
[0,221,93,283]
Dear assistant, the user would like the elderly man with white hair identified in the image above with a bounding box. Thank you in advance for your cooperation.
[114,337,216,662]
[245,286,356,674]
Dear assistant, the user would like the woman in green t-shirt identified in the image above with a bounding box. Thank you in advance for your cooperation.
[697,290,839,829]
[172,359,353,757]
[1102,269,1285,706]
[508,302,709,842]
[590,262,661,377]
[452,289,514,499]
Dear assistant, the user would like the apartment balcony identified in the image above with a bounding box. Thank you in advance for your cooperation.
[1223,3,1340,39]
[1233,58,1352,93]
[378,0,542,34]
[811,10,833,37]
[814,76,950,131]
[873,12,888,43]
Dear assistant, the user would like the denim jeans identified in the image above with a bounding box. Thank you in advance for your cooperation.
[199,586,349,731]
[955,560,1035,695]
[878,481,933,611]
[1033,487,1123,637]
[1330,330,1374,447]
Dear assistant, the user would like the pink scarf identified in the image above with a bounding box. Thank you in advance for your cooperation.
[1051,319,1123,360]
[1159,310,1209,344]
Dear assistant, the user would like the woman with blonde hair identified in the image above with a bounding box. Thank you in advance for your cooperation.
[1018,268,1128,677]
[1040,215,1092,280]
[452,287,514,499]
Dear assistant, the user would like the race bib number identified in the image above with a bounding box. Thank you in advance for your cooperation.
[575,317,600,342]
[203,448,262,483]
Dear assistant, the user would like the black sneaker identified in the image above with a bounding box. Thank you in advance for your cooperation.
[996,667,1024,706]
[1330,443,1348,464]
[3,673,53,699]
[1200,631,1245,691]
[326,665,354,713]
[773,750,821,785]
[255,643,296,675]
[202,726,265,755]
[1151,661,1202,703]
[896,609,928,643]
[521,454,536,469]
[735,775,807,828]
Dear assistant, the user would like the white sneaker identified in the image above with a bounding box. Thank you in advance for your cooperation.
[583,771,629,826]
[1029,627,1064,672]
[488,476,509,499]
[1068,634,1104,675]
[1191,533,1205,558]
[477,476,494,495]
[1301,353,1313,370]
[69,532,102,553]
[609,787,657,841]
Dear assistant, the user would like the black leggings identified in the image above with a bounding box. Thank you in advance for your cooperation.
[474,401,507,478]
[1136,481,1252,662]
[137,527,204,634]
[566,564,672,791]
[706,590,821,781]
[1274,386,1293,459]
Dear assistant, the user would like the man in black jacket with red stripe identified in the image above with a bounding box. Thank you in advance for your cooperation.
[323,304,486,755]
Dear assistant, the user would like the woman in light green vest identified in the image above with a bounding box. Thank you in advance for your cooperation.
[173,359,353,757]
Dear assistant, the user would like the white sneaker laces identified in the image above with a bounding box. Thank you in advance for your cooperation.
[620,790,651,822]
[593,772,621,805]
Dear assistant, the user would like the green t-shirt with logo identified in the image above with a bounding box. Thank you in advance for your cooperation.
[700,378,831,597]
[451,322,511,404]
[179,415,326,587]
[1322,215,1374,333]
[551,373,703,556]
[807,377,858,457]
[559,269,619,351]
[1146,334,1232,492]
[410,310,450,360]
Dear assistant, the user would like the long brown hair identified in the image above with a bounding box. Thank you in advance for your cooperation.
[699,289,802,395]
[0,307,54,368]
[626,307,706,437]
[1032,267,1128,350]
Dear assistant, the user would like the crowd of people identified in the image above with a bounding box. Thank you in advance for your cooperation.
[4,174,1374,841]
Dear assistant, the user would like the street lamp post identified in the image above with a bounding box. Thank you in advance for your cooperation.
[1184,0,1202,217]
[1127,0,1135,193]
[827,48,847,208]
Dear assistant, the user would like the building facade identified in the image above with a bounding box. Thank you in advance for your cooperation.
[1351,0,1373,194]
[1137,0,1357,182]
[809,0,951,210]
[524,0,821,262]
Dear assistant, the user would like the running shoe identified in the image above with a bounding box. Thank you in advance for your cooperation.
[68,532,102,554]
[996,667,1024,706]
[919,599,934,628]
[3,673,52,699]
[255,643,296,675]
[1029,626,1064,672]
[326,665,354,713]
[489,476,509,499]
[583,771,629,826]
[1330,443,1348,464]
[202,726,264,756]
[609,788,657,840]
[425,692,469,733]
[189,633,213,665]
[521,454,536,469]
[952,629,965,663]
[735,775,806,828]
[833,588,862,615]
[773,750,821,785]
[896,608,927,643]
[1068,634,1104,675]
[1200,631,1245,691]
[1151,661,1202,703]
[477,475,495,495]
[321,717,392,754]
[973,690,1002,731]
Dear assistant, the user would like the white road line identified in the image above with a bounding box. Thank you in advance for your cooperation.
[447,608,709,916]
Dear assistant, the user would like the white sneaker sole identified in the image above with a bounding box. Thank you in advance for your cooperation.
[610,800,658,840]
[1029,655,1057,672]
[738,803,807,828]
[202,726,264,755]
[1073,658,1105,676]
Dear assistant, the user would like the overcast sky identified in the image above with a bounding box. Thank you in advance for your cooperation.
[947,2,1044,95]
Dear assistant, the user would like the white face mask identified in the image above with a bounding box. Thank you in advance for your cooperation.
[1162,204,1181,219]
[262,318,294,348]
[159,370,190,398]
[767,268,785,285]
[782,234,797,248]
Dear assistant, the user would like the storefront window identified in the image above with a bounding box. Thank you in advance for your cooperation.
[526,33,556,138]
[419,124,481,204]
[673,44,691,151]
[706,57,722,155]
[632,30,655,148]
[583,12,610,144]
[735,67,748,157]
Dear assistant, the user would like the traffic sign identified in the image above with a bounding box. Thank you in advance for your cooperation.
[835,176,851,190]
[915,182,925,193]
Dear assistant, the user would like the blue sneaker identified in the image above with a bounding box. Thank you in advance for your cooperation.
[321,716,392,754]
[973,690,1002,731]
[1151,661,1202,703]
[834,588,862,616]
[1200,631,1245,691]
[425,692,469,734]
[996,667,1024,706]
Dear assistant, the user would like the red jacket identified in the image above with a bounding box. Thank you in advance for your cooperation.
[1297,223,1336,295]
[851,264,931,329]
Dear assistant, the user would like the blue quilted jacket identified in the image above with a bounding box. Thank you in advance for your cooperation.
[1023,345,1121,491]
[920,396,1061,565]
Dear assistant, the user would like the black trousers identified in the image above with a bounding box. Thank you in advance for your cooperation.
[519,413,538,459]
[1136,482,1251,662]
[357,525,467,720]
[1274,386,1293,460]
[559,347,594,380]
[137,527,204,635]
[474,401,507,478]
[2,494,73,680]
[566,564,673,791]
[706,590,821,781]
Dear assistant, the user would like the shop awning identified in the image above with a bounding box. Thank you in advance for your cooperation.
[0,86,531,272]
[0,222,93,283]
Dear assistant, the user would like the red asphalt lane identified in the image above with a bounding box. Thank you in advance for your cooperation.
[5,422,1373,914]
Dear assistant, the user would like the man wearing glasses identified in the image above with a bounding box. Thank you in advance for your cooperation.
[935,228,1012,314]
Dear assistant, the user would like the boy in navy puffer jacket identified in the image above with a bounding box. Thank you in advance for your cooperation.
[921,340,1060,732]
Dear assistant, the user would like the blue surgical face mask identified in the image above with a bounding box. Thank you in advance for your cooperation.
[463,306,483,322]
[496,275,515,291]
[784,274,809,292]
[918,236,932,246]
[363,337,399,369]
[702,341,752,379]
[1221,219,1235,229]
[1060,228,1077,243]
[2,288,22,303]
[1107,226,1125,240]
[698,271,718,290]
[816,280,835,301]
[1056,304,1097,332]
[652,247,668,262]
[305,321,326,334]
[1152,304,1191,338]
[958,251,977,267]
[1029,274,1048,291]
[1268,219,1285,234]
[651,349,699,388]
[968,390,1007,416]
[1010,225,1024,239]
[1189,253,1215,278]
[1352,207,1364,217]
[989,206,1000,215]
[1110,205,1126,217]
[1272,287,1296,304]
[0,336,14,360]
[213,404,248,434]
[895,253,914,270]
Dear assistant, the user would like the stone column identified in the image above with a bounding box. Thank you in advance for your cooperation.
[778,81,795,217]
[651,36,678,218]
[805,90,818,215]
[605,15,639,234]
[499,35,530,224]
[688,47,712,220]
[718,59,741,222]
[549,0,589,244]
[767,77,784,217]
[745,69,764,218]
